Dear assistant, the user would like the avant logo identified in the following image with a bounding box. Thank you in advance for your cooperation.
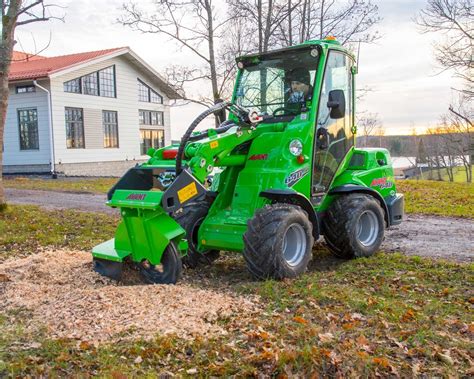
[126,193,146,201]
[370,177,393,189]
[285,167,309,187]
[248,154,268,160]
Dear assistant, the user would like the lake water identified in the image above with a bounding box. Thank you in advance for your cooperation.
[391,157,415,169]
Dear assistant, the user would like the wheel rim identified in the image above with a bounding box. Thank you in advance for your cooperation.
[356,210,379,247]
[282,223,307,267]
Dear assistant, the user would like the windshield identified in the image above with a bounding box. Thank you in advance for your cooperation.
[235,48,319,117]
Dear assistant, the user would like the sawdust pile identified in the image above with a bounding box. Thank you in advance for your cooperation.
[0,250,260,342]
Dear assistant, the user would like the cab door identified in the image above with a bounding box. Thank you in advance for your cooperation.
[312,50,355,196]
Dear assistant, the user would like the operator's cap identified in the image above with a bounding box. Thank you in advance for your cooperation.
[288,68,310,84]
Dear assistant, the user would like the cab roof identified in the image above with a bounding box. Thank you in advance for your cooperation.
[236,38,354,62]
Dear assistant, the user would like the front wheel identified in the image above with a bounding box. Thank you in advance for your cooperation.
[243,204,314,280]
[138,241,182,284]
[323,193,385,259]
[173,201,220,268]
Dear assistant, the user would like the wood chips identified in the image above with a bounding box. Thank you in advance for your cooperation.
[0,250,260,343]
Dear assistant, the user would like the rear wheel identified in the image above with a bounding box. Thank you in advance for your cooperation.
[173,201,220,268]
[138,241,182,284]
[243,204,314,280]
[323,193,385,259]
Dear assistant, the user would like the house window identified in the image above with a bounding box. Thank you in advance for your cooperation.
[140,129,164,155]
[99,66,116,98]
[18,108,39,150]
[138,80,149,102]
[16,85,36,94]
[138,79,163,104]
[139,110,163,126]
[65,107,84,148]
[150,89,163,104]
[63,78,81,93]
[103,110,119,148]
[64,65,116,97]
[82,72,99,96]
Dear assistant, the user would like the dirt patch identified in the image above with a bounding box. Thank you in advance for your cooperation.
[383,214,474,262]
[0,250,260,343]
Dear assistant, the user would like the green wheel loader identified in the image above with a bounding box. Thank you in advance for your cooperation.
[92,38,404,283]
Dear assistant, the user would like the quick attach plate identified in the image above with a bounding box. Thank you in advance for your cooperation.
[161,169,207,213]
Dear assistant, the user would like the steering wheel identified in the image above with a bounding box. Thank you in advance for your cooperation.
[272,107,300,117]
[316,127,330,150]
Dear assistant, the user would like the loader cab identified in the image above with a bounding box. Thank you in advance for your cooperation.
[311,48,355,197]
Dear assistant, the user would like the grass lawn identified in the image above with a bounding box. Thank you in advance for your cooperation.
[3,176,117,194]
[0,205,119,262]
[396,180,473,218]
[412,166,470,183]
[1,205,473,377]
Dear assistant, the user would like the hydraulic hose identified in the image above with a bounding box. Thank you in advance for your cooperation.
[188,119,237,142]
[175,101,231,175]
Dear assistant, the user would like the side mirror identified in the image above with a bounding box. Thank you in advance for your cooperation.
[327,89,346,119]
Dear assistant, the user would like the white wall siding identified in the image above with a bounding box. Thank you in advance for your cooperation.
[50,55,171,165]
[3,80,51,167]
[83,108,104,149]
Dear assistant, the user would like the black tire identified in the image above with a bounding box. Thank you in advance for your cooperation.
[243,204,314,280]
[323,193,385,259]
[173,201,220,268]
[138,241,182,284]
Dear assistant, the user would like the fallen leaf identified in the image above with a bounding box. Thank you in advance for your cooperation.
[356,335,369,347]
[134,356,143,364]
[373,357,391,368]
[111,372,128,379]
[318,333,334,343]
[400,309,415,322]
[351,313,365,321]
[0,273,10,282]
[411,362,420,376]
[186,368,198,374]
[293,316,308,324]
[436,352,454,366]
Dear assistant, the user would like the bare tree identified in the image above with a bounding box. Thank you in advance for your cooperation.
[416,0,473,99]
[283,0,380,46]
[1,0,60,210]
[226,0,296,54]
[120,0,232,112]
[415,0,473,182]
[446,94,473,182]
[229,0,380,52]
[426,127,446,180]
[357,112,380,147]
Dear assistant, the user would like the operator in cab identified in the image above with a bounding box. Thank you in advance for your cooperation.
[287,68,313,104]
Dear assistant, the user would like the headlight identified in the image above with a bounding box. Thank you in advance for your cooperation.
[289,139,303,156]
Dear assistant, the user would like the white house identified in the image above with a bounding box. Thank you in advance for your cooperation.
[4,47,181,176]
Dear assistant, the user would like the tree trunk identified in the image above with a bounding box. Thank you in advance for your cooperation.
[0,0,22,210]
[288,0,292,46]
[204,0,221,126]
[258,0,263,53]
[263,0,273,52]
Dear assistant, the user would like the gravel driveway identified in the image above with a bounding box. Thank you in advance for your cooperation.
[6,188,473,262]
[5,188,117,215]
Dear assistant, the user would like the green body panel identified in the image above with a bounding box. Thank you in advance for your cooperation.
[92,190,186,265]
[93,38,401,266]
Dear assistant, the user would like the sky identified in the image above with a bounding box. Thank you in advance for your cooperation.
[14,0,463,138]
